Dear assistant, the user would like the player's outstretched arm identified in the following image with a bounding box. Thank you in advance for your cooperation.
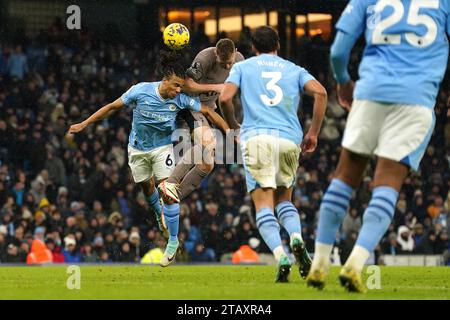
[199,105,230,133]
[68,98,125,134]
[183,77,223,95]
[219,83,240,130]
[301,80,327,153]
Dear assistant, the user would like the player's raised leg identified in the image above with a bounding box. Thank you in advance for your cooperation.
[307,148,369,289]
[160,123,215,202]
[178,124,216,199]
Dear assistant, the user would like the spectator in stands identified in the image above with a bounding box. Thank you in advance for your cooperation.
[341,208,361,240]
[6,45,28,80]
[381,232,401,256]
[428,196,445,220]
[45,238,64,263]
[62,236,81,263]
[416,230,438,254]
[191,242,215,262]
[5,243,23,263]
[397,226,415,253]
[412,223,426,250]
[81,243,98,263]
[26,227,53,264]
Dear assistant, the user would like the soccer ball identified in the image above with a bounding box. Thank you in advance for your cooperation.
[163,23,190,50]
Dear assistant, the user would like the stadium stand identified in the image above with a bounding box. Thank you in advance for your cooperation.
[0,22,449,265]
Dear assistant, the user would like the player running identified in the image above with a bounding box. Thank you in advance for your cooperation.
[158,38,244,204]
[220,26,327,282]
[68,50,229,267]
[307,0,450,293]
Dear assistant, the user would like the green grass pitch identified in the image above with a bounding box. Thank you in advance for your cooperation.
[0,265,449,300]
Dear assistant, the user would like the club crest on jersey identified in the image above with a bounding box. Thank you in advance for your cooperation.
[168,104,176,111]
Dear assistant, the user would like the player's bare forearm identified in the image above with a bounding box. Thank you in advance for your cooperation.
[219,83,240,130]
[309,92,327,135]
[304,80,327,136]
[183,78,223,95]
[220,100,240,130]
[200,105,230,133]
[68,98,124,133]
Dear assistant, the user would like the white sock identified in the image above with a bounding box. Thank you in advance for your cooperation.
[273,246,286,262]
[344,245,370,273]
[290,232,303,243]
[311,242,333,270]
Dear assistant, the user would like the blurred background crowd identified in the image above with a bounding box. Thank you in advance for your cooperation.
[0,20,449,265]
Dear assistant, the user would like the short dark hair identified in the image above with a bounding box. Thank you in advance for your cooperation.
[216,38,235,58]
[158,49,187,79]
[251,26,279,53]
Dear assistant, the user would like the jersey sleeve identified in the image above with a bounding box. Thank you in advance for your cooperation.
[225,63,242,88]
[235,52,245,63]
[447,4,450,36]
[121,85,138,106]
[179,94,201,112]
[330,31,358,84]
[335,0,368,37]
[186,51,212,82]
[298,67,316,91]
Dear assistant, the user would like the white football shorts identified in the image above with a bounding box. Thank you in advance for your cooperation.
[240,134,300,192]
[128,144,175,183]
[342,100,435,170]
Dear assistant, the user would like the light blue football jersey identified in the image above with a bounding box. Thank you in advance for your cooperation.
[337,0,450,109]
[121,82,201,151]
[225,54,315,145]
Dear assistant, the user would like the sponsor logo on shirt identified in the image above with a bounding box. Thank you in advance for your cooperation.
[190,61,200,73]
[139,109,172,122]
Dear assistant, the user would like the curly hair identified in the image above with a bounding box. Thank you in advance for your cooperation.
[158,49,187,79]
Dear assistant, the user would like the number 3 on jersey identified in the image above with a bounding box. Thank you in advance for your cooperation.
[372,0,439,47]
[260,72,283,106]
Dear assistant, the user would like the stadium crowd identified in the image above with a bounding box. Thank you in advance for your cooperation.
[0,23,449,265]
